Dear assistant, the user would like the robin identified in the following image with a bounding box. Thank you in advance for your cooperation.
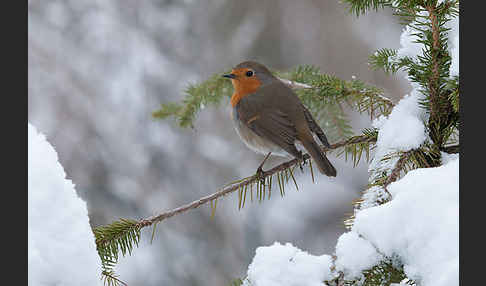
[222,61,337,177]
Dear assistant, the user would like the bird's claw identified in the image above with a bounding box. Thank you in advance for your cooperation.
[255,152,271,184]
[299,152,307,171]
[255,167,265,185]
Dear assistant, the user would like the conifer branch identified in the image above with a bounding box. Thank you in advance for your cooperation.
[380,143,442,196]
[440,144,459,154]
[382,151,412,195]
[93,132,378,285]
[101,270,128,286]
[426,5,442,127]
[153,66,394,142]
[137,133,377,228]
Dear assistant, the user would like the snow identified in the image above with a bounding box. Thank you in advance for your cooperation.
[335,232,382,279]
[242,158,458,285]
[373,89,426,152]
[358,185,390,209]
[28,123,102,286]
[240,7,459,284]
[447,17,459,77]
[441,152,459,165]
[243,242,333,286]
[396,24,425,60]
[351,158,459,285]
[369,87,427,178]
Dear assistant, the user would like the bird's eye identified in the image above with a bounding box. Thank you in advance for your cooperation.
[246,70,254,77]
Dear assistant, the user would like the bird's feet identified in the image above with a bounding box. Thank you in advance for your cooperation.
[255,152,272,184]
[255,166,265,185]
[298,152,307,171]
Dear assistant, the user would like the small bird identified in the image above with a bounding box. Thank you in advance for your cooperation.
[223,61,337,177]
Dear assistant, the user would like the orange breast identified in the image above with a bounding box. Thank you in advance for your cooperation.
[230,77,261,107]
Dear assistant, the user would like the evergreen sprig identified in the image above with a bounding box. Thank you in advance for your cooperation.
[93,219,141,286]
[361,261,415,286]
[366,0,460,149]
[284,65,394,131]
[341,0,390,16]
[153,65,393,143]
[325,260,415,286]
[338,128,378,167]
[369,48,415,74]
[152,72,233,128]
[447,76,459,113]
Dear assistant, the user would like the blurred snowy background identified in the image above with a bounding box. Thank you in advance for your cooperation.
[28,1,411,285]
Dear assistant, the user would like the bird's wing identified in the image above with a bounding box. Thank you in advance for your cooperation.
[236,100,302,158]
[302,105,331,148]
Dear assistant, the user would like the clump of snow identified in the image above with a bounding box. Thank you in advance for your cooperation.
[358,185,390,210]
[335,232,382,279]
[396,24,424,60]
[240,6,459,285]
[441,151,459,165]
[375,89,426,151]
[28,123,102,286]
[243,242,333,286]
[396,10,429,61]
[351,158,459,286]
[369,88,427,177]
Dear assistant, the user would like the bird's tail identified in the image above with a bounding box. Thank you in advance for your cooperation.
[301,136,337,177]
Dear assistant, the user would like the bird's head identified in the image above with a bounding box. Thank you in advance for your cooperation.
[223,61,276,106]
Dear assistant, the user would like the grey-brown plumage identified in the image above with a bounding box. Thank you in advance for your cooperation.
[228,61,337,177]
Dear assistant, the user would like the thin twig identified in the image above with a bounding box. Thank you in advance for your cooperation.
[383,151,412,196]
[440,144,459,154]
[137,134,377,228]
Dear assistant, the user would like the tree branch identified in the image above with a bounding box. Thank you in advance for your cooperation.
[383,151,412,195]
[137,134,377,228]
[440,144,459,154]
[427,5,440,119]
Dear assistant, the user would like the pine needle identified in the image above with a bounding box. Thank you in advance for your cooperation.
[277,172,284,197]
[242,185,247,208]
[309,159,315,183]
[150,222,158,244]
[288,166,299,191]
[211,199,217,219]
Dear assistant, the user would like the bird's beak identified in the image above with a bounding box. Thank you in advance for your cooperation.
[222,73,236,79]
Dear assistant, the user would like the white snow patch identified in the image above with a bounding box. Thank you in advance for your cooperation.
[369,88,427,175]
[376,89,426,150]
[28,123,102,286]
[447,16,459,77]
[441,151,459,165]
[396,22,425,60]
[359,185,390,210]
[352,158,459,286]
[335,232,382,279]
[243,242,333,286]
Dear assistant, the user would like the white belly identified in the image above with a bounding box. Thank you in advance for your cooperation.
[232,109,290,157]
